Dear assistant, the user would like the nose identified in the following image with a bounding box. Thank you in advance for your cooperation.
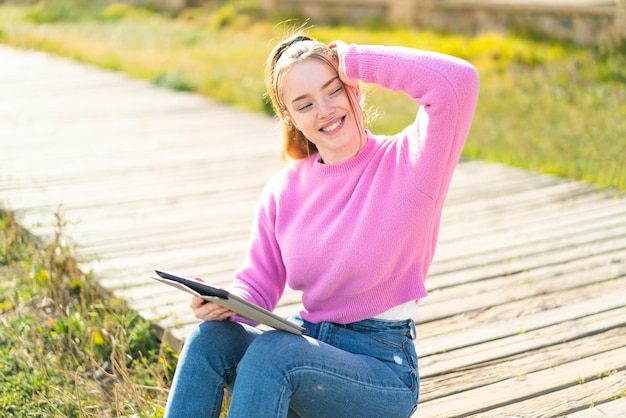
[318,98,335,120]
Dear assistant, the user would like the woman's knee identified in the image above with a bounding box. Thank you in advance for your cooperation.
[183,320,260,359]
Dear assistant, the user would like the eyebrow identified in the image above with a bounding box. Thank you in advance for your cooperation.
[290,76,340,104]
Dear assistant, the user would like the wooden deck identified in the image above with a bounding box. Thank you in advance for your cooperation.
[1,45,625,417]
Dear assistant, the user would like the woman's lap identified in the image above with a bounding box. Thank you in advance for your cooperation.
[231,329,418,417]
[165,319,418,418]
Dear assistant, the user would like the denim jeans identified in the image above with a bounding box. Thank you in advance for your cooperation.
[164,315,419,418]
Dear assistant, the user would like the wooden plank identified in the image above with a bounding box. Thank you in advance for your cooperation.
[440,176,600,219]
[435,197,626,254]
[470,370,626,417]
[419,249,626,323]
[420,327,626,403]
[566,398,626,418]
[416,345,626,417]
[419,306,626,378]
[417,282,626,355]
[427,235,626,290]
[431,218,626,277]
[438,194,624,246]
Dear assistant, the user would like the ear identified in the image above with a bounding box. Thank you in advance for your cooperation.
[347,83,361,101]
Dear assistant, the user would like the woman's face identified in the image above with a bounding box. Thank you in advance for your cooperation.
[281,58,362,164]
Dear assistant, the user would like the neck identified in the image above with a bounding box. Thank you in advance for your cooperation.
[319,130,368,165]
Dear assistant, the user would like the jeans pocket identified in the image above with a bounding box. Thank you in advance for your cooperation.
[352,330,419,392]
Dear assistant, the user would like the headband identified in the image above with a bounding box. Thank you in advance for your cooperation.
[274,35,313,63]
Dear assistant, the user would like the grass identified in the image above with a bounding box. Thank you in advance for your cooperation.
[0,210,177,417]
[0,1,624,190]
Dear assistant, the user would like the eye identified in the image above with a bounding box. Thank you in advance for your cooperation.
[330,86,343,96]
[297,103,312,112]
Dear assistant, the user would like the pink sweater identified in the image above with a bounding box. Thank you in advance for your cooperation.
[231,44,479,325]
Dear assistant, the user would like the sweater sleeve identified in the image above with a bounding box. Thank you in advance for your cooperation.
[228,176,288,325]
[343,44,479,200]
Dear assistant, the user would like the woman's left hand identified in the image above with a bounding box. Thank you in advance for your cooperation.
[329,40,358,87]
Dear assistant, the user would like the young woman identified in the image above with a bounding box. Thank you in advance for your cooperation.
[164,32,479,417]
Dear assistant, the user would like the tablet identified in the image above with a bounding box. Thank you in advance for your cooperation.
[151,269,308,336]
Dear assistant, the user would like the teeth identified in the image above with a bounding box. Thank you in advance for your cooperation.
[322,119,341,132]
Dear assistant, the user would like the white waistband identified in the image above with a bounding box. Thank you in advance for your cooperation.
[373,300,418,320]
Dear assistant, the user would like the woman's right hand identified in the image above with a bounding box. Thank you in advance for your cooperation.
[190,296,236,322]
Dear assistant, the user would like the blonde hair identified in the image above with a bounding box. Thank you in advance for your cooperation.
[265,32,364,162]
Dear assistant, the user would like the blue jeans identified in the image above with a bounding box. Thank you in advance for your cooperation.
[164,316,419,418]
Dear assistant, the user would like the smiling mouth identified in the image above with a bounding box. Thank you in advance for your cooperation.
[321,116,344,133]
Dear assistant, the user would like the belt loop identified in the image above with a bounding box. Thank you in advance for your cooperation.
[318,321,332,343]
[409,319,417,340]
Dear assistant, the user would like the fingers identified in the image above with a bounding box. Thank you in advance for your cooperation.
[328,40,358,88]
[328,40,346,50]
[190,295,207,309]
[190,297,236,322]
